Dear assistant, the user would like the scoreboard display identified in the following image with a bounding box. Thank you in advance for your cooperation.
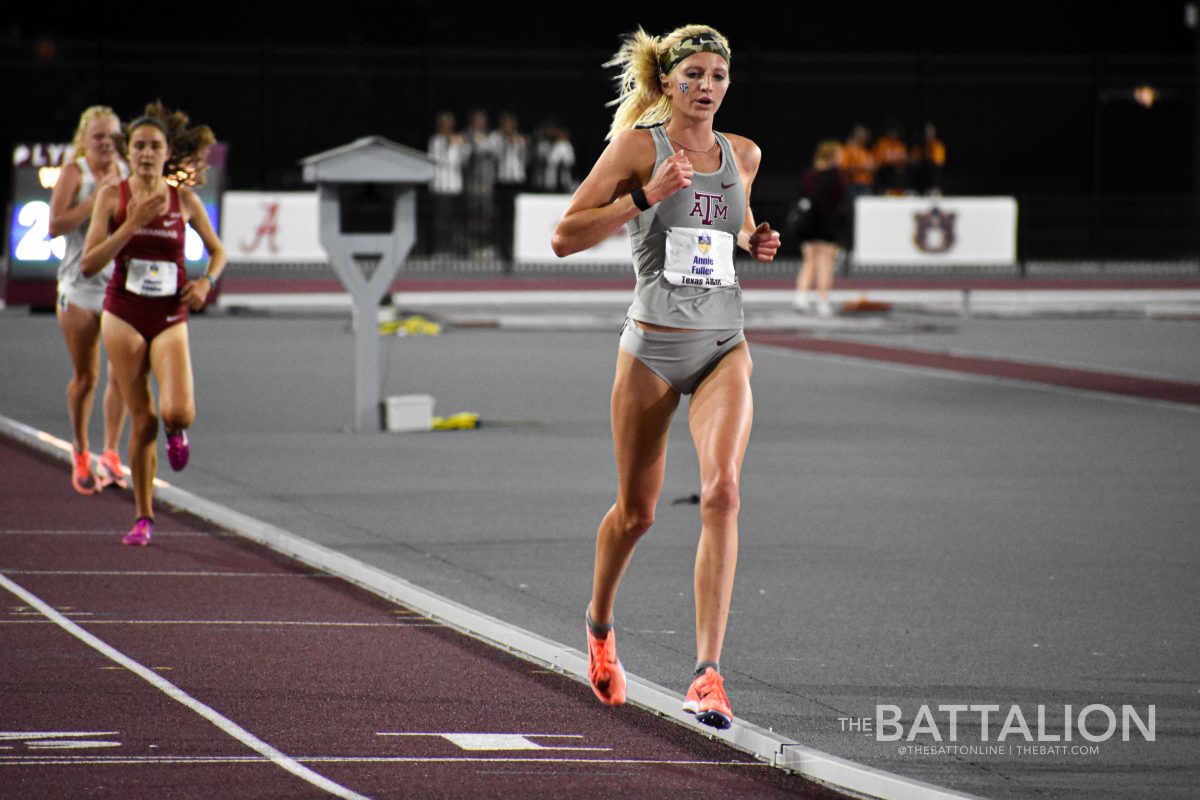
[4,143,226,307]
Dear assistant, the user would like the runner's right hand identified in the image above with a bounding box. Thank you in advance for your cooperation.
[642,149,693,205]
[126,191,169,227]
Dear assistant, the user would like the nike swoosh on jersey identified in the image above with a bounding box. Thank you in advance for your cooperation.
[721,182,737,189]
[717,335,738,346]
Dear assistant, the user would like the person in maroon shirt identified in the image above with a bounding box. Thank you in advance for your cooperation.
[82,106,225,547]
[793,140,847,317]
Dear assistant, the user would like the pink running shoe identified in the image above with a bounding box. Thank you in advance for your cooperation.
[122,517,153,547]
[97,449,128,490]
[166,429,189,471]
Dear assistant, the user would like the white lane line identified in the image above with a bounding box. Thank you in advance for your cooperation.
[0,532,211,537]
[0,732,119,740]
[0,755,767,767]
[0,570,327,577]
[0,573,371,800]
[0,620,439,628]
[0,530,214,537]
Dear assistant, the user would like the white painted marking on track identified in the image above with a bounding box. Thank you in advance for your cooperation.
[0,755,763,767]
[0,619,438,627]
[0,530,213,537]
[0,573,372,800]
[0,732,118,740]
[0,569,326,577]
[378,732,610,752]
[0,732,121,750]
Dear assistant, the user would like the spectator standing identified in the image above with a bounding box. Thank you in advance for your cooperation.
[793,140,847,317]
[839,125,875,197]
[463,109,501,258]
[532,119,577,193]
[911,123,946,195]
[495,111,529,260]
[872,123,909,195]
[839,125,875,253]
[427,111,466,256]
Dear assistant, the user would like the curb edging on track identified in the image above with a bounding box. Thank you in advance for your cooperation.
[0,412,982,800]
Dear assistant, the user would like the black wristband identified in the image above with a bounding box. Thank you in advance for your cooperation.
[631,187,652,211]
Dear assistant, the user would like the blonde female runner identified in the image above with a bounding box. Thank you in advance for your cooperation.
[552,24,780,729]
[49,106,130,494]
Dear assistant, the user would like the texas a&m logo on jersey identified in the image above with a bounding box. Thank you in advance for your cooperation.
[690,192,728,226]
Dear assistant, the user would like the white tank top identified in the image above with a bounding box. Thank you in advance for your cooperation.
[57,156,130,291]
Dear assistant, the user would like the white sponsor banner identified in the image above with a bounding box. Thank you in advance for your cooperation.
[221,192,325,262]
[853,196,1017,266]
[515,194,633,264]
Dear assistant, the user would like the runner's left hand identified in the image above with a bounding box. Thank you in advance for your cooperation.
[181,277,211,310]
[748,222,780,262]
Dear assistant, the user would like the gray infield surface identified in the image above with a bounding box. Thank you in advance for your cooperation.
[2,306,1198,800]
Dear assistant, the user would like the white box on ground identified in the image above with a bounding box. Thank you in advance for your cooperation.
[853,196,1017,267]
[384,394,434,433]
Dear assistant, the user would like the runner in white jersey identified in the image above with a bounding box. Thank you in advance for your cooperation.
[49,106,130,495]
[552,24,780,730]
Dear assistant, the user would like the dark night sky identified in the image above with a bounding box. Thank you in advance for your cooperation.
[6,1,1196,55]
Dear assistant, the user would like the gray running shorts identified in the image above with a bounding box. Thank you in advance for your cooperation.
[619,318,746,395]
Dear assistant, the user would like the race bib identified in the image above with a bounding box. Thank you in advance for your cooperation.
[124,259,178,298]
[662,227,736,288]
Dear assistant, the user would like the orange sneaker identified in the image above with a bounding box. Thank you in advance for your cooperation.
[683,667,733,730]
[585,616,626,707]
[97,449,128,490]
[71,450,97,495]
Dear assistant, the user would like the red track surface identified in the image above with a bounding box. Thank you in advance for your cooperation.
[749,332,1200,406]
[0,437,846,800]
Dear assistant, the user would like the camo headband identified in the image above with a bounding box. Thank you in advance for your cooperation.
[659,34,730,75]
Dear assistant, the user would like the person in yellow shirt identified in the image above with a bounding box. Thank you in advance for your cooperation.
[839,125,875,193]
[872,124,908,195]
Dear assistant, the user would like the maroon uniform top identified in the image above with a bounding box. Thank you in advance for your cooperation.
[104,181,189,339]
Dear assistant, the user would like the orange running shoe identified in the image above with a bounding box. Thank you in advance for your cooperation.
[71,450,97,495]
[683,667,733,730]
[585,616,626,707]
[97,449,128,490]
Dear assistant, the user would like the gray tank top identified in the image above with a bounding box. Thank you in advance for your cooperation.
[626,125,747,330]
[57,157,128,290]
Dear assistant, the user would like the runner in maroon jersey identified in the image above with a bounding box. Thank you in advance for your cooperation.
[82,106,225,547]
